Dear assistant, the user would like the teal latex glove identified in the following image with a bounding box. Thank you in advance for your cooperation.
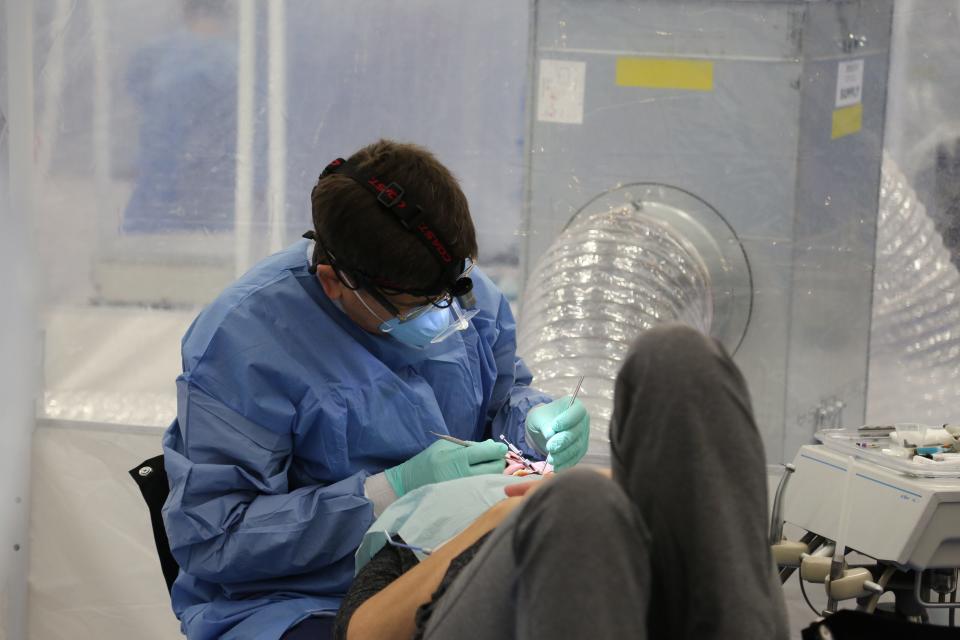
[385,439,508,497]
[524,396,590,471]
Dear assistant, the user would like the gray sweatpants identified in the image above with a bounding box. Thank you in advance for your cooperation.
[423,324,789,639]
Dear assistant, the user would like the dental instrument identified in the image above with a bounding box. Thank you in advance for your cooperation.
[499,434,540,474]
[430,431,471,447]
[568,376,584,409]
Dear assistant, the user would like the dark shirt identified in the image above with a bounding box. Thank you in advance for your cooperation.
[333,534,490,640]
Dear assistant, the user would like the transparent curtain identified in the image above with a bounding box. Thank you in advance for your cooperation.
[867,0,960,425]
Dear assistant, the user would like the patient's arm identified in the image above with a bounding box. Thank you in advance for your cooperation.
[346,496,524,640]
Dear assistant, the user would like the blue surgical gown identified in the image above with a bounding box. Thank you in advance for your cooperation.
[162,240,550,639]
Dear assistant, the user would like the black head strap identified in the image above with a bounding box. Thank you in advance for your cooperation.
[303,226,474,299]
[302,230,320,274]
[321,158,457,271]
[314,157,472,297]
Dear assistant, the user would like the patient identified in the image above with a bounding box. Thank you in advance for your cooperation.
[332,324,789,640]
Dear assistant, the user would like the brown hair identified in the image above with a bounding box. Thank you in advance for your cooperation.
[310,139,477,293]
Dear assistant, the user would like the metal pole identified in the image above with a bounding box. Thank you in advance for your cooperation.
[519,0,539,305]
[234,0,257,276]
[884,0,912,164]
[2,2,39,637]
[267,0,288,254]
[36,0,72,179]
[90,0,113,240]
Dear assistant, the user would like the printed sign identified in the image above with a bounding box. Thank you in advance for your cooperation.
[537,59,586,125]
[835,59,864,108]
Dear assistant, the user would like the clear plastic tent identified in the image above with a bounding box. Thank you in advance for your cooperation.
[2,1,960,638]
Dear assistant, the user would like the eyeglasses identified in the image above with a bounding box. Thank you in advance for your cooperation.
[320,243,474,323]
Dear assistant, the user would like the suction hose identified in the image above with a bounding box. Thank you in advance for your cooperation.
[868,155,960,421]
[518,184,752,462]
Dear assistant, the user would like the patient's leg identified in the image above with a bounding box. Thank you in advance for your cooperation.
[422,469,650,639]
[610,323,788,639]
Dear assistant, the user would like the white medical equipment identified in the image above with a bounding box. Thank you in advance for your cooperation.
[771,428,960,624]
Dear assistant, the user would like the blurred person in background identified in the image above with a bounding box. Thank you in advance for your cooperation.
[122,0,237,234]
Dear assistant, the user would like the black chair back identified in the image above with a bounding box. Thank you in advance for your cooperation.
[129,455,180,593]
[129,455,334,639]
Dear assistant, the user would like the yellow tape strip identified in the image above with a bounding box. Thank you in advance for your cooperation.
[615,57,714,91]
[831,103,863,140]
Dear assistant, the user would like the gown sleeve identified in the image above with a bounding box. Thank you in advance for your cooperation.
[162,377,375,584]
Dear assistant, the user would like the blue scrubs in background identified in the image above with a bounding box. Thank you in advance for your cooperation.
[123,28,237,233]
[162,240,550,639]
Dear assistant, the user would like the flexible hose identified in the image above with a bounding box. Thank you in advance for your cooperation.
[931,140,960,272]
[517,204,713,460]
[869,155,960,421]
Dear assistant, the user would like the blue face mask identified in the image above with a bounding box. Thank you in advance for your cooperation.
[379,306,454,350]
[351,289,474,350]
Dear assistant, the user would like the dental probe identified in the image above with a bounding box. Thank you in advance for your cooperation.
[430,431,471,447]
[568,376,585,409]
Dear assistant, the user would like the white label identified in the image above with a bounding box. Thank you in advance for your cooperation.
[537,59,586,124]
[835,59,864,108]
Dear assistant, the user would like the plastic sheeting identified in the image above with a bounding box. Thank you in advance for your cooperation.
[30,0,532,427]
[864,0,960,426]
[40,307,192,428]
[866,157,960,424]
[886,0,960,267]
[32,0,530,310]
